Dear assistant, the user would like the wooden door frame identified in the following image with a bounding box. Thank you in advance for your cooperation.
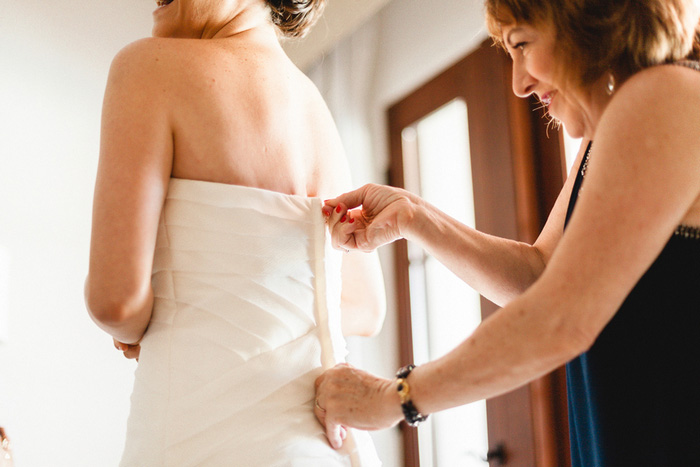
[387,39,570,467]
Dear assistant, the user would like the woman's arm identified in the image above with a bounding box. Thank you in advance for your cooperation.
[409,65,700,413]
[316,65,700,443]
[85,40,173,344]
[324,142,589,306]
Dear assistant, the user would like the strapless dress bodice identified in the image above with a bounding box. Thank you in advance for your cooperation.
[120,178,380,466]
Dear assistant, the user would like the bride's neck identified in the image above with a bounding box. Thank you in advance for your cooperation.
[206,2,275,40]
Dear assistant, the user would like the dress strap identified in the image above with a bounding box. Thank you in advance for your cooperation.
[564,141,592,229]
[674,224,700,240]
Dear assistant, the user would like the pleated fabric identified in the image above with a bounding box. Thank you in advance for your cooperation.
[120,179,380,466]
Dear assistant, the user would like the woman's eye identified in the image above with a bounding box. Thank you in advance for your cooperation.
[514,42,526,51]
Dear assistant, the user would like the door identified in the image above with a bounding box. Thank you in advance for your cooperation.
[387,39,570,467]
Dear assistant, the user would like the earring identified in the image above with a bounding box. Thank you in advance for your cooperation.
[606,73,615,95]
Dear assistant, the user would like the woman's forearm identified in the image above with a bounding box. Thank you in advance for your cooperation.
[407,282,590,415]
[402,201,547,306]
[314,276,592,438]
[326,184,556,305]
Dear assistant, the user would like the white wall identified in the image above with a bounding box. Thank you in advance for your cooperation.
[0,0,490,465]
[283,0,394,70]
[0,2,152,465]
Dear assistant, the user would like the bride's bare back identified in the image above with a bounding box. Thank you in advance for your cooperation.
[110,29,348,197]
[86,1,384,345]
[165,33,348,197]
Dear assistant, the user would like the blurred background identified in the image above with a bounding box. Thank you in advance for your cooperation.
[0,1,580,466]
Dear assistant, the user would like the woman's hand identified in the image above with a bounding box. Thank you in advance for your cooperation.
[113,338,141,361]
[0,426,13,467]
[314,363,403,449]
[322,184,420,252]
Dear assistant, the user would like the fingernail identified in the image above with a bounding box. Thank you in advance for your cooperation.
[340,216,346,223]
[323,209,330,217]
[336,205,342,213]
[340,427,347,440]
[349,217,355,224]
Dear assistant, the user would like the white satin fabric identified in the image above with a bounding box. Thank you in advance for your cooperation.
[120,179,380,466]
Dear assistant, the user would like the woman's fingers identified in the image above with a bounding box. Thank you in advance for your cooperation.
[323,183,410,252]
[313,398,327,427]
[324,203,361,251]
[318,397,344,449]
[314,374,343,449]
[324,186,368,213]
[326,422,344,449]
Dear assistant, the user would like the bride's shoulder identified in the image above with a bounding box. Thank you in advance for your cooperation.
[107,37,261,88]
[109,37,190,75]
[106,37,214,97]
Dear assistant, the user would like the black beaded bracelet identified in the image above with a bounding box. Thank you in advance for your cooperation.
[396,364,429,427]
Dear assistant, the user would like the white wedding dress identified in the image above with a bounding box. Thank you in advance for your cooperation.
[120,178,381,466]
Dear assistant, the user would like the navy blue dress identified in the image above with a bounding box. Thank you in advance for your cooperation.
[564,115,700,465]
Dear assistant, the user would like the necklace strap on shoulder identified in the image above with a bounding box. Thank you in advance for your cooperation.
[673,60,700,71]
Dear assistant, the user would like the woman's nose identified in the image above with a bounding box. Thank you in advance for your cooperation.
[511,61,536,98]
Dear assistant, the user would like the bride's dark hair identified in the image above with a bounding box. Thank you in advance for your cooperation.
[266,0,326,38]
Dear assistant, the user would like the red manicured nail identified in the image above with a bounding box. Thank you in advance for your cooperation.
[349,218,355,224]
[340,216,346,223]
[336,205,342,213]
[324,209,330,216]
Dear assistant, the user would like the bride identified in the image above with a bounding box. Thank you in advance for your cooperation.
[84,0,385,465]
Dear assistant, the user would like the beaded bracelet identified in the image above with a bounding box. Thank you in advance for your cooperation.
[396,364,429,427]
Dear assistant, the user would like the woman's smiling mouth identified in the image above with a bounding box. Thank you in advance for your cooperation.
[540,91,555,106]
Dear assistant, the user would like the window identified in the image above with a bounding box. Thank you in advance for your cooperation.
[388,39,571,467]
[402,100,488,466]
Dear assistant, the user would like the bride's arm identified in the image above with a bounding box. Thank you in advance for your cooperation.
[85,40,173,345]
[339,251,386,337]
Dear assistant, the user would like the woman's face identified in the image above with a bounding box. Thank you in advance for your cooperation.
[501,21,593,138]
[152,0,240,38]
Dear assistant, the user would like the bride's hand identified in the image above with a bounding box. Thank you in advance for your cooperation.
[322,184,419,252]
[314,364,403,449]
[113,338,141,361]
